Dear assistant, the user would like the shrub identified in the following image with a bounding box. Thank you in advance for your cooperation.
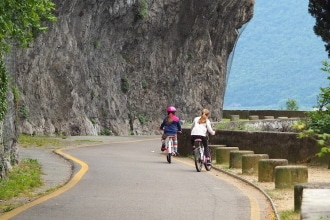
[121,77,130,93]
[138,114,146,125]
[19,105,29,119]
[137,0,148,19]
[100,129,112,136]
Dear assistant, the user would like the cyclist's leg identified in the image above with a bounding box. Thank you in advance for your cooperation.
[190,135,194,146]
[190,135,197,150]
[173,135,178,154]
[205,146,211,161]
[201,137,211,162]
[161,133,167,151]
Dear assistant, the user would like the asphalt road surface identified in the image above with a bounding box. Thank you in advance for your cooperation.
[10,137,255,220]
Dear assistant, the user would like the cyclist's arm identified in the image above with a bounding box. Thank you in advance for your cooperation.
[206,120,215,135]
[190,120,195,129]
[177,121,182,132]
[160,119,166,130]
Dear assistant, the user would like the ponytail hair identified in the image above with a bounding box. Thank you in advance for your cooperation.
[166,112,174,124]
[198,109,210,124]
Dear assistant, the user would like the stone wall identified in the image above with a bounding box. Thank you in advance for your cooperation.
[178,128,330,165]
[213,118,302,132]
[222,110,308,119]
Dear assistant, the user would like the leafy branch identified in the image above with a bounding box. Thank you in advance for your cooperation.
[297,129,330,157]
[0,0,57,52]
[295,61,330,158]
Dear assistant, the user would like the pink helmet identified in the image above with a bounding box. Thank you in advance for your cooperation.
[166,106,176,113]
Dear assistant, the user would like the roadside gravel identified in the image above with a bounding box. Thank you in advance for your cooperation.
[212,163,330,217]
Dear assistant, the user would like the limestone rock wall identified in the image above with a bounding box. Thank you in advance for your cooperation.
[11,0,254,136]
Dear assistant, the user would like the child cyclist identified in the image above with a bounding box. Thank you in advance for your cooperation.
[190,109,215,164]
[159,106,182,155]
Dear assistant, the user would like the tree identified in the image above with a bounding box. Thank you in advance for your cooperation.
[308,0,330,57]
[285,99,299,110]
[0,0,56,179]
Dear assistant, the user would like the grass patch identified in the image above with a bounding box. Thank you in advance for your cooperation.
[18,134,63,148]
[279,210,300,220]
[0,158,42,200]
[18,134,103,150]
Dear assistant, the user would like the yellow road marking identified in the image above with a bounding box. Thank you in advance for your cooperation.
[0,149,88,220]
[226,177,260,220]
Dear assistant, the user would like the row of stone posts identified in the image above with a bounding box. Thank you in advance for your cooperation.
[222,115,330,218]
[209,145,308,189]
[229,114,289,121]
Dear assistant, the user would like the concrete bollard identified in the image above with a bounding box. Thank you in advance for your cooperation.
[301,188,330,219]
[249,115,259,120]
[230,115,240,121]
[216,147,239,165]
[229,150,254,169]
[258,159,288,182]
[242,154,269,175]
[294,183,330,212]
[275,165,308,189]
[208,145,226,161]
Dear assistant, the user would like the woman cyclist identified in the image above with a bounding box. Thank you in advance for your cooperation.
[159,106,182,155]
[190,109,215,164]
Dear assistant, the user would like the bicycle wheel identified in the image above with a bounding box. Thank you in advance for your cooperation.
[204,149,212,171]
[194,148,203,172]
[167,153,171,163]
[204,157,212,171]
[166,138,172,163]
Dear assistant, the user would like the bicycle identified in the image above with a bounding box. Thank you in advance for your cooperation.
[193,138,212,172]
[165,135,177,164]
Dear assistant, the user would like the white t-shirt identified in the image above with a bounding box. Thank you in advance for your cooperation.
[191,116,215,136]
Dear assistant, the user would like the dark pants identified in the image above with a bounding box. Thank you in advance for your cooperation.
[190,135,210,158]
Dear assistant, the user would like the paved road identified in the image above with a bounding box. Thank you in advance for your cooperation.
[9,137,255,220]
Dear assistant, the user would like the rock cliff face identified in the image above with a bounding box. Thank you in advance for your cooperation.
[10,0,254,136]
